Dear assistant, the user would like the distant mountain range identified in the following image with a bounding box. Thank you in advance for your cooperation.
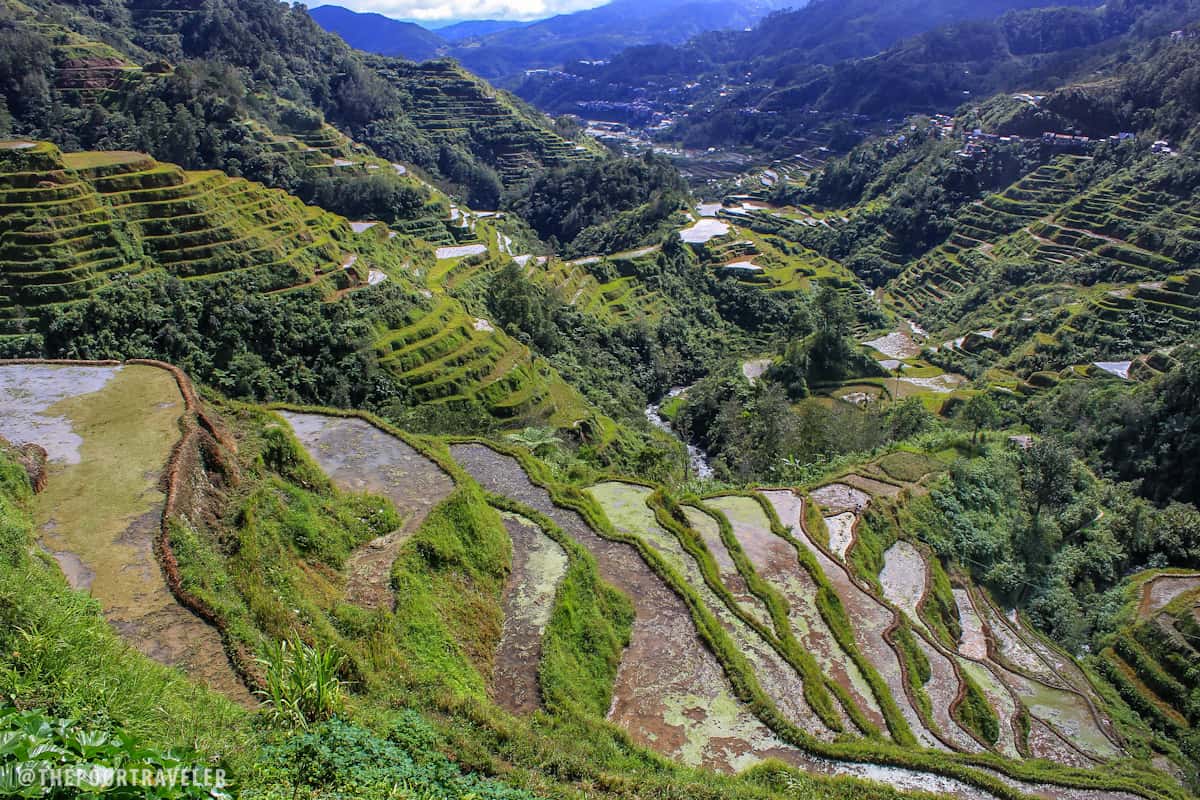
[514,0,1170,148]
[432,19,530,40]
[308,5,446,59]
[309,0,795,82]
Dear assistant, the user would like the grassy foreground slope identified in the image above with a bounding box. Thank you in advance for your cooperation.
[0,360,961,800]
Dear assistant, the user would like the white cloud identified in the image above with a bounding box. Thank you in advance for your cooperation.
[331,0,610,22]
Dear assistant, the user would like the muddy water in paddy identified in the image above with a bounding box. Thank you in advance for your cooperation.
[973,592,1122,761]
[880,541,983,752]
[758,490,946,750]
[0,364,248,703]
[279,412,454,609]
[879,541,927,627]
[809,483,871,515]
[681,505,772,628]
[706,494,886,734]
[449,444,802,771]
[824,512,857,560]
[954,588,989,660]
[961,659,1023,759]
[589,482,836,741]
[448,449,1145,800]
[493,513,567,714]
[953,590,1023,757]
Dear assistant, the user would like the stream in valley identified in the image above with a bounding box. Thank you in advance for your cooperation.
[644,386,714,479]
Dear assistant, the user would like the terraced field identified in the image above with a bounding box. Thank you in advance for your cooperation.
[278,412,455,609]
[492,512,568,714]
[679,204,877,326]
[369,293,588,424]
[0,142,595,427]
[0,141,377,339]
[452,446,807,772]
[11,360,1184,798]
[877,154,1200,379]
[374,60,597,185]
[0,362,247,702]
[442,444,1181,798]
[1095,571,1200,756]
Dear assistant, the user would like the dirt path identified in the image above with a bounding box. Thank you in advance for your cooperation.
[0,364,248,703]
[491,512,567,714]
[279,412,454,609]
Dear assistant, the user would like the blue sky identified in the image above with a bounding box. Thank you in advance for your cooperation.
[329,0,609,23]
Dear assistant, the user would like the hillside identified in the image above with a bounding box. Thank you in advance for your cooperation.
[514,0,1200,152]
[311,0,794,83]
[2,0,1200,795]
[433,18,530,40]
[0,141,605,433]
[308,5,446,60]
[0,359,1193,799]
[0,0,602,209]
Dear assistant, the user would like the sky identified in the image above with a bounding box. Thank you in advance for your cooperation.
[328,0,610,23]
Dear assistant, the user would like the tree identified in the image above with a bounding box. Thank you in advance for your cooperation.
[1019,437,1074,524]
[887,397,933,440]
[962,393,999,444]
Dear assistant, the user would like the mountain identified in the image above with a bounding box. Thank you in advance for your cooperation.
[310,0,797,83]
[454,0,796,82]
[433,19,532,40]
[308,4,447,60]
[3,0,1200,797]
[0,0,604,207]
[516,0,1200,150]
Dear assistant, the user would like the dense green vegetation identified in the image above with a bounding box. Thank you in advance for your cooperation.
[3,0,1200,792]
[1030,344,1200,506]
[503,153,688,255]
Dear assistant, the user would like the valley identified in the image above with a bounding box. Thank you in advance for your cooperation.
[0,0,1198,796]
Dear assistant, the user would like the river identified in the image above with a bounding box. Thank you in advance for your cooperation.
[644,387,715,479]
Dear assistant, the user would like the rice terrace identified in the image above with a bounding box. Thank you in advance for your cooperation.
[0,0,1199,796]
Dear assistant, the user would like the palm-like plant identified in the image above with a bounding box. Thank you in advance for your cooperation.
[504,426,561,457]
[256,637,345,729]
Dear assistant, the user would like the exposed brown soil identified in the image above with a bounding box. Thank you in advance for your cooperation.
[280,412,454,610]
[491,513,567,715]
[0,362,250,704]
[1139,573,1200,619]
